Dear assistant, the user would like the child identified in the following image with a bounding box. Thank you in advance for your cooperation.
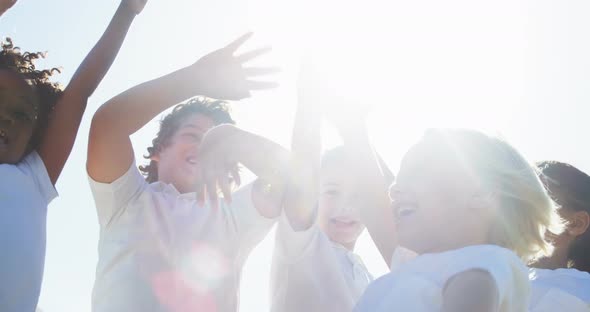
[529,161,590,310]
[0,1,146,311]
[270,65,394,312]
[354,129,563,312]
[86,33,285,312]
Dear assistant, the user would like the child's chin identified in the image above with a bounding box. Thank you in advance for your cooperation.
[330,231,361,246]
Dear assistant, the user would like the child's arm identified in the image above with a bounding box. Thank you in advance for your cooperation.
[442,270,500,312]
[87,33,277,184]
[38,0,148,184]
[332,109,396,266]
[196,124,289,216]
[0,0,16,17]
[281,62,322,231]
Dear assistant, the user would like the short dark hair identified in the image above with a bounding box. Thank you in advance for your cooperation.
[0,38,63,154]
[139,97,235,182]
[537,161,590,272]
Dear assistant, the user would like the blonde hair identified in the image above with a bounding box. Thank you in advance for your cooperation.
[422,129,564,263]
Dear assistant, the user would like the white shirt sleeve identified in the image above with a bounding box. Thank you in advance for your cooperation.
[221,182,278,264]
[88,161,147,228]
[444,246,530,309]
[19,151,58,204]
[274,215,321,264]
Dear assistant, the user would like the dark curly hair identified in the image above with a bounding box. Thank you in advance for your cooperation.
[537,161,590,273]
[139,97,235,182]
[0,37,63,153]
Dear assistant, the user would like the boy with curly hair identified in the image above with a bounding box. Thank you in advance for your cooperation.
[0,1,147,310]
[87,33,285,311]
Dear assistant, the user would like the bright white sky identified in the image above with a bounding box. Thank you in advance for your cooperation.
[1,0,589,311]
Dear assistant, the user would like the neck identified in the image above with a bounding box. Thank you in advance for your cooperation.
[532,247,570,270]
[339,240,356,251]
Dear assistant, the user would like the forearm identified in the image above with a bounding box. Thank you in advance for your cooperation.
[341,125,397,265]
[38,2,139,183]
[228,128,290,219]
[0,0,15,17]
[87,66,198,183]
[231,128,290,180]
[66,3,136,99]
[283,96,322,231]
[93,65,196,136]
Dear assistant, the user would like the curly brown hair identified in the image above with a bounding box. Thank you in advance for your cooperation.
[139,97,236,182]
[0,37,63,153]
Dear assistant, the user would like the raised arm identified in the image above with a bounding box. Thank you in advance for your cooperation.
[0,0,16,17]
[281,62,322,231]
[87,32,277,183]
[39,0,148,184]
[331,110,397,266]
[196,124,289,217]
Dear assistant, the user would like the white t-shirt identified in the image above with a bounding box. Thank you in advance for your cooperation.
[270,217,373,312]
[0,152,57,312]
[89,162,276,312]
[354,245,530,312]
[529,268,590,311]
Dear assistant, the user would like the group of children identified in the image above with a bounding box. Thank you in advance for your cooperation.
[1,0,589,311]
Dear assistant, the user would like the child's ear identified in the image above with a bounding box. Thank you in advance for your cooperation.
[568,211,590,237]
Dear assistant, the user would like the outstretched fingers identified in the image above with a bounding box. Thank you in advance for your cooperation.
[236,47,272,63]
[225,32,254,54]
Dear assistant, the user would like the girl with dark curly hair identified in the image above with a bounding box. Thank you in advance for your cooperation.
[0,1,147,311]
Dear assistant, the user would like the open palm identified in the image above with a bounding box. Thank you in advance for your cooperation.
[190,33,279,101]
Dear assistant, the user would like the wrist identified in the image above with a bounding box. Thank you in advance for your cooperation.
[118,1,140,18]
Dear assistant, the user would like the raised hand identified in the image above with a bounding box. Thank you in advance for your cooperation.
[195,124,243,208]
[121,0,148,15]
[0,0,17,16]
[190,32,279,101]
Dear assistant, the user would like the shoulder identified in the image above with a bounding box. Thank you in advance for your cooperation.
[17,151,57,203]
[443,269,500,312]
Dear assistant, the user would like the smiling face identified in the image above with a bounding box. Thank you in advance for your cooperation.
[0,70,39,164]
[390,138,495,255]
[153,113,216,194]
[317,157,366,250]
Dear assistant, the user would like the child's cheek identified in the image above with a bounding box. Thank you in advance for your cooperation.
[318,200,334,225]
